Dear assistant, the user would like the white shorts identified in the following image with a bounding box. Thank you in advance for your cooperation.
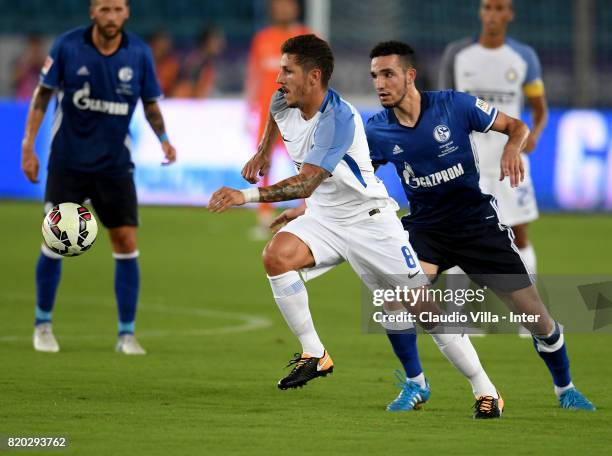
[480,171,539,227]
[278,210,428,291]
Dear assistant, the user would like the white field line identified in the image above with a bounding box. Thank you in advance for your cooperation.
[0,292,273,342]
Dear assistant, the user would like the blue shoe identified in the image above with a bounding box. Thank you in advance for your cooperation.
[559,388,596,411]
[386,370,431,411]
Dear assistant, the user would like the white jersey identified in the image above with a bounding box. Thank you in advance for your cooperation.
[270,88,397,223]
[439,37,545,177]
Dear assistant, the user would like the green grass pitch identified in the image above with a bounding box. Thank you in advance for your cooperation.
[1,201,611,455]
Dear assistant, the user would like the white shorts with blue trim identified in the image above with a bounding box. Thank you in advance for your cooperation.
[278,210,428,291]
[479,172,539,227]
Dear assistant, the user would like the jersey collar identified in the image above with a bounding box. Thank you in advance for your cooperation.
[319,89,333,113]
[387,91,429,130]
[83,25,129,56]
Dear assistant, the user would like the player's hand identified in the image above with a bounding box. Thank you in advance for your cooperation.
[21,142,40,183]
[242,149,271,184]
[523,132,539,154]
[161,141,177,165]
[209,187,245,213]
[270,206,306,233]
[500,148,525,188]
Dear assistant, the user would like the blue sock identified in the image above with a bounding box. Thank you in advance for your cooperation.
[386,328,423,378]
[532,321,572,387]
[35,250,62,325]
[114,254,140,335]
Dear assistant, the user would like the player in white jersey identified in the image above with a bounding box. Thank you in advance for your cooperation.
[439,0,548,276]
[209,35,499,406]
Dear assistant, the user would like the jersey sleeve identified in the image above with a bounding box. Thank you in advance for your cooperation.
[454,91,498,133]
[438,44,455,89]
[365,118,388,166]
[269,89,290,122]
[141,46,163,101]
[437,38,472,90]
[303,103,355,174]
[521,45,545,98]
[40,37,63,89]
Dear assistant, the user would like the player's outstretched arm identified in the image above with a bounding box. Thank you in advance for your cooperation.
[21,84,54,183]
[490,111,530,187]
[525,95,548,153]
[143,100,177,165]
[209,164,329,213]
[242,112,280,184]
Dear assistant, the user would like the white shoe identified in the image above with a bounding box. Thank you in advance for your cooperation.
[115,334,146,355]
[518,325,532,338]
[33,323,60,353]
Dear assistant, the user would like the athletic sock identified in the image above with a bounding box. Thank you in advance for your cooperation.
[268,271,325,357]
[35,245,63,325]
[519,243,537,274]
[532,320,572,394]
[408,372,427,389]
[386,330,424,380]
[429,329,498,398]
[114,251,140,335]
[445,265,471,292]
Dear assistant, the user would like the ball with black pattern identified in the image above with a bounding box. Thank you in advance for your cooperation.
[41,202,98,257]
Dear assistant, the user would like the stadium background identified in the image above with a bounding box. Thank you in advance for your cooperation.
[1,1,611,455]
[1,0,611,210]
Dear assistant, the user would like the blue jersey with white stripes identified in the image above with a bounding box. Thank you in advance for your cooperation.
[41,26,162,175]
[366,90,500,228]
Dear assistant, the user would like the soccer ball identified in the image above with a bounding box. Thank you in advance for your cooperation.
[42,202,98,257]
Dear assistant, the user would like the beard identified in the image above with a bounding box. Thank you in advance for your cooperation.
[380,78,408,109]
[284,85,306,109]
[95,21,124,40]
[379,77,409,108]
[380,91,406,108]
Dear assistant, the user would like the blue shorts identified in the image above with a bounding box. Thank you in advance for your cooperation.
[44,169,138,228]
[404,220,532,292]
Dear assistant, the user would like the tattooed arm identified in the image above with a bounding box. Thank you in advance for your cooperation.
[21,84,54,183]
[208,164,329,213]
[143,100,177,164]
[259,164,329,202]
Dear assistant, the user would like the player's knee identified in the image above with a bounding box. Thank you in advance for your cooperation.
[262,243,294,275]
[512,224,529,249]
[110,229,137,254]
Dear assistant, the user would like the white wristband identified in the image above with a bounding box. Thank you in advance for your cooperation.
[241,187,260,203]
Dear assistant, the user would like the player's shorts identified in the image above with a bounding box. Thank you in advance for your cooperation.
[279,209,428,292]
[404,220,533,292]
[479,158,539,227]
[44,169,138,228]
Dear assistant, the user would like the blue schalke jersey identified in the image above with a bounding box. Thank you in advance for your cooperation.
[40,26,162,175]
[366,90,500,228]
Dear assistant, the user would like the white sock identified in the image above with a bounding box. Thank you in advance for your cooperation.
[408,373,427,389]
[554,382,575,397]
[429,331,498,398]
[519,244,537,274]
[268,271,325,357]
[445,265,471,292]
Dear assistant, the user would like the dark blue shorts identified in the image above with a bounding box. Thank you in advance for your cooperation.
[44,169,138,228]
[404,220,532,292]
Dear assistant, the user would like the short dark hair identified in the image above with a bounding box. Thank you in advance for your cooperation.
[369,41,416,69]
[91,0,129,5]
[281,34,334,87]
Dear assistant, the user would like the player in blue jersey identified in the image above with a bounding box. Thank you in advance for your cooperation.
[21,0,176,355]
[365,41,595,416]
[439,0,548,337]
